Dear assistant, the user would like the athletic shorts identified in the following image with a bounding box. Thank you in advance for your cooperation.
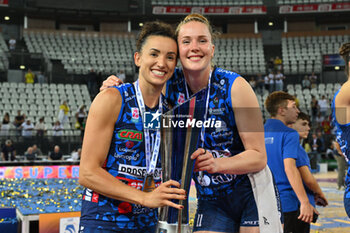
[192,182,259,233]
[79,224,156,233]
[283,210,310,233]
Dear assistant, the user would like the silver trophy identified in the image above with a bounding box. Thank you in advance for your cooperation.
[157,89,207,233]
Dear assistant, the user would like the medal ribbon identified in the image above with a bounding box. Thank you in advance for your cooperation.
[134,80,162,175]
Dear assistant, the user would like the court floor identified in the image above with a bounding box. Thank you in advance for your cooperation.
[188,171,350,233]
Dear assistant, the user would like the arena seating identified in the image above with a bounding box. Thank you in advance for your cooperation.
[151,0,264,6]
[23,29,136,76]
[0,82,91,136]
[213,34,266,75]
[281,31,350,75]
[0,33,9,72]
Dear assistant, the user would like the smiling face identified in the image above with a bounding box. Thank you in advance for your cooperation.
[177,21,215,73]
[135,35,177,87]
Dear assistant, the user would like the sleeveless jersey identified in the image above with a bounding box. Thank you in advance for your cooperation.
[332,89,350,187]
[166,67,247,200]
[80,83,168,230]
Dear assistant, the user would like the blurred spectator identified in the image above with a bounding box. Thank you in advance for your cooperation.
[302,139,311,153]
[318,95,329,117]
[309,72,317,88]
[275,70,285,91]
[321,116,331,135]
[310,132,323,162]
[21,119,34,137]
[8,38,16,50]
[34,117,46,136]
[249,76,256,91]
[274,56,283,71]
[264,74,270,91]
[302,75,311,89]
[13,110,25,135]
[52,120,64,136]
[25,147,36,161]
[37,71,45,84]
[86,69,98,97]
[267,71,276,93]
[256,73,264,95]
[117,70,126,82]
[1,139,16,161]
[267,57,274,72]
[68,148,81,161]
[58,101,69,126]
[315,112,325,129]
[0,112,11,136]
[32,144,43,156]
[311,95,319,122]
[49,145,63,160]
[24,68,35,84]
[75,105,87,129]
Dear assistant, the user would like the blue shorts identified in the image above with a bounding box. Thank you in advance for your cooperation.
[193,181,258,232]
[79,224,156,233]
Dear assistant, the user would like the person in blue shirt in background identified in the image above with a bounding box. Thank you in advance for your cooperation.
[264,91,315,233]
[289,111,328,232]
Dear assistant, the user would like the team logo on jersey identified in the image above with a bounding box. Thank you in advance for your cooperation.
[131,108,139,120]
[144,110,161,129]
[118,129,143,142]
[197,174,211,186]
[220,79,225,86]
[177,93,186,104]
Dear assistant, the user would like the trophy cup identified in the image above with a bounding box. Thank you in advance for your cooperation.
[157,89,207,233]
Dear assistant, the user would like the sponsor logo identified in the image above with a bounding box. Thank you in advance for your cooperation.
[118,164,161,179]
[83,189,92,202]
[177,93,186,104]
[114,152,140,161]
[263,217,269,225]
[213,82,226,91]
[125,94,136,102]
[220,79,225,86]
[211,174,236,185]
[92,192,99,203]
[118,129,143,142]
[144,111,161,129]
[265,137,274,144]
[125,141,134,149]
[211,131,233,139]
[208,107,225,115]
[210,149,231,158]
[243,220,259,225]
[118,147,137,153]
[131,107,139,119]
[197,174,211,186]
[213,97,219,104]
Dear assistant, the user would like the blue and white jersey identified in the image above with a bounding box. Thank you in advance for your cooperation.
[332,89,350,190]
[80,83,168,231]
[264,119,300,213]
[332,89,350,163]
[166,67,247,200]
[295,144,315,207]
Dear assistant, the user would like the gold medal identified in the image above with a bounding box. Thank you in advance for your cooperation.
[142,174,155,192]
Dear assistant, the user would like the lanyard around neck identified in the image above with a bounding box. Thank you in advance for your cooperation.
[133,80,162,175]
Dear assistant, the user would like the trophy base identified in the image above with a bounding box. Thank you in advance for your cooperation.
[156,221,191,233]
